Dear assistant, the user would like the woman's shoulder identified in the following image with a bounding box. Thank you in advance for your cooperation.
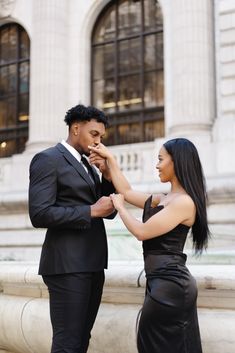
[170,193,195,212]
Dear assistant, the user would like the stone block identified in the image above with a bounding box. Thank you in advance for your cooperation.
[220,45,235,62]
[221,77,235,95]
[219,0,235,14]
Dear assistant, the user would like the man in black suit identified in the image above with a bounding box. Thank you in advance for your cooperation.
[28,104,116,353]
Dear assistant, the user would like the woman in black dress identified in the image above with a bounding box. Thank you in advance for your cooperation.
[89,138,209,353]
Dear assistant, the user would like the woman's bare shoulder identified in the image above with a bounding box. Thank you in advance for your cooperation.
[170,193,195,211]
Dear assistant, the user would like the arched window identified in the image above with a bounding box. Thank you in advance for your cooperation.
[91,0,164,145]
[0,23,30,158]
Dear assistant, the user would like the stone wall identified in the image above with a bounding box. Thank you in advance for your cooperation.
[0,0,235,263]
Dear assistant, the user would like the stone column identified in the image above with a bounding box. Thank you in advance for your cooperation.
[213,0,235,174]
[165,0,215,137]
[26,0,68,153]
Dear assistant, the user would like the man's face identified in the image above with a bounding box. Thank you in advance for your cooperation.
[71,119,106,155]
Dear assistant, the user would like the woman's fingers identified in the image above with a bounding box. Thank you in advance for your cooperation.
[110,193,124,208]
[88,143,110,158]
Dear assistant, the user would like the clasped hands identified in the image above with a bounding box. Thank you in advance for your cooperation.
[90,193,124,218]
[110,193,124,211]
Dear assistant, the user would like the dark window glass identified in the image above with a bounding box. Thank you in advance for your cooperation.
[144,0,163,32]
[0,23,30,158]
[92,0,164,145]
[144,71,164,107]
[119,38,141,74]
[118,0,141,38]
[20,30,30,59]
[93,5,116,43]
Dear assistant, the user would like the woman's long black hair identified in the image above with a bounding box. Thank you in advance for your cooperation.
[163,138,210,253]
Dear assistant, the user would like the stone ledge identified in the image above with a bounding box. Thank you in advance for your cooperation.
[0,261,235,309]
[0,262,235,353]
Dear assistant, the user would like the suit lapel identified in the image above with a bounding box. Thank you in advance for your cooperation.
[56,143,98,198]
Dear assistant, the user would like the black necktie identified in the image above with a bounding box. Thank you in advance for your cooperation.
[81,156,95,185]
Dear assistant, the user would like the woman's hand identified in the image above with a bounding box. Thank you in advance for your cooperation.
[88,143,113,160]
[110,193,125,211]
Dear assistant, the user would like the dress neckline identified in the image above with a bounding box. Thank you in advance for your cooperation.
[149,195,164,209]
[150,204,164,209]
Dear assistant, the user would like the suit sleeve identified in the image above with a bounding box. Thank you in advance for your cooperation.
[28,152,91,229]
[101,176,117,220]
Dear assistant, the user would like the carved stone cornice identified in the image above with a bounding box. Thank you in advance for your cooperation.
[0,0,16,18]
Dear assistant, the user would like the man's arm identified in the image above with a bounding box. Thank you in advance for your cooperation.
[29,152,114,229]
[99,174,116,219]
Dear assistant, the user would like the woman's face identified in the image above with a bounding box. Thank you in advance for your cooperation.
[156,146,175,183]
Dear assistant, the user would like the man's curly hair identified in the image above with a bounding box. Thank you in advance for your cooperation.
[64,104,109,128]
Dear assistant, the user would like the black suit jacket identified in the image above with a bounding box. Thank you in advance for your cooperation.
[28,143,116,275]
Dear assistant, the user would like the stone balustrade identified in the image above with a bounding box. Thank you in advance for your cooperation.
[0,261,235,353]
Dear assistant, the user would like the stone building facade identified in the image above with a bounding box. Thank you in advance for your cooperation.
[0,0,234,261]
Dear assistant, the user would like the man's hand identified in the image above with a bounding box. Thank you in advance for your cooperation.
[90,196,115,217]
[89,153,112,181]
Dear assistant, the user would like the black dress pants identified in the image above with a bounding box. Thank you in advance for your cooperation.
[43,271,105,353]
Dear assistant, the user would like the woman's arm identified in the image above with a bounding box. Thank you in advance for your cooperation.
[110,194,195,240]
[89,144,151,209]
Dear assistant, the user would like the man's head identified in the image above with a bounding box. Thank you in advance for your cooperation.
[64,104,108,155]
[64,104,108,128]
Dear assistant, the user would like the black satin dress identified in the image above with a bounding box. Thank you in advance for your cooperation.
[137,196,203,353]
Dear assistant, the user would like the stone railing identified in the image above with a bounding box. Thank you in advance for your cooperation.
[109,142,156,184]
[0,261,235,353]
